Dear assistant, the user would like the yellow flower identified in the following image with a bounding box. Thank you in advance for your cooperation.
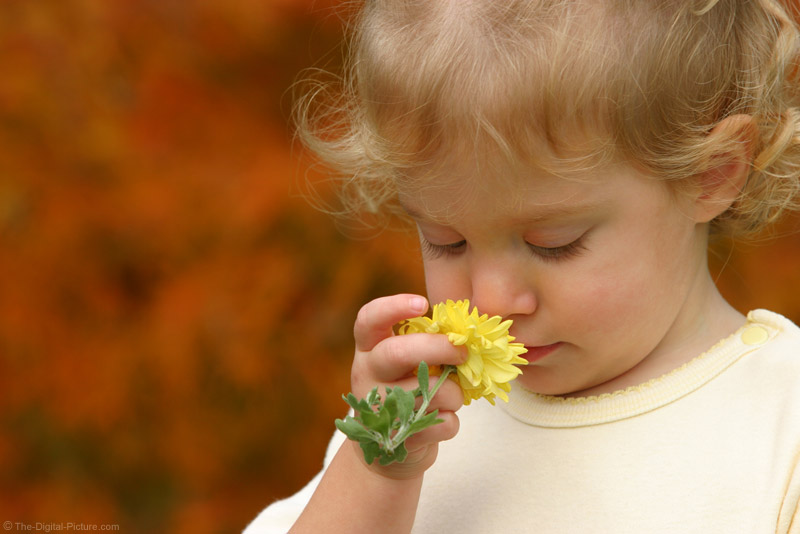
[398,299,528,405]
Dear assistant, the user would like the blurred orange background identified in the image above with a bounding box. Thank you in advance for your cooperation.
[0,1,797,533]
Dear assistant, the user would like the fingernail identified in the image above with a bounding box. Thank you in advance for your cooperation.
[410,296,428,313]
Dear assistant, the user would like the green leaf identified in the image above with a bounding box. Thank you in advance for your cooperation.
[366,387,382,407]
[379,441,408,465]
[407,409,443,435]
[417,361,430,400]
[383,388,400,423]
[335,416,374,443]
[337,364,449,466]
[360,402,393,436]
[357,409,379,429]
[391,442,408,464]
[360,441,382,465]
[342,392,373,414]
[394,387,416,422]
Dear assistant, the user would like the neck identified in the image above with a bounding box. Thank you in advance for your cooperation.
[563,253,745,399]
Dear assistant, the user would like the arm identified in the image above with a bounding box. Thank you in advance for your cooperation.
[289,294,466,534]
[290,440,424,534]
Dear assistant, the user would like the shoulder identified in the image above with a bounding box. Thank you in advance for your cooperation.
[745,309,800,365]
[739,310,800,407]
[746,312,800,533]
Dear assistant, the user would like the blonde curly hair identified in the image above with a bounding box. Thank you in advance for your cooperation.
[295,0,800,238]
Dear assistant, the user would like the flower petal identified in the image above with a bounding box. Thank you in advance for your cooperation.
[398,299,528,405]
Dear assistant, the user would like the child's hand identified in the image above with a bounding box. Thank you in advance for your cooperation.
[348,294,467,480]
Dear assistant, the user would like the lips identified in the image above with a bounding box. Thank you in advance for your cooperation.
[521,342,562,363]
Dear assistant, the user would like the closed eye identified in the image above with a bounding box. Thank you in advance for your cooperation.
[420,238,467,259]
[419,234,588,261]
[526,237,586,262]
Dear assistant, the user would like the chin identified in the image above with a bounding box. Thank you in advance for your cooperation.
[516,369,607,398]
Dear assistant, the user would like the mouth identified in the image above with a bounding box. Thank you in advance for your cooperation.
[521,342,562,364]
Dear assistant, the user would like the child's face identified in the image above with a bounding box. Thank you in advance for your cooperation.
[400,160,711,397]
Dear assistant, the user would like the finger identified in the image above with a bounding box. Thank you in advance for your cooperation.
[367,333,467,382]
[424,378,465,413]
[360,374,465,417]
[366,373,464,412]
[354,294,428,352]
[349,375,422,401]
[404,411,460,452]
[350,360,465,404]
[359,442,440,480]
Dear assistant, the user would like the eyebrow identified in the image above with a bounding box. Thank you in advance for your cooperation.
[399,199,604,224]
[398,203,427,220]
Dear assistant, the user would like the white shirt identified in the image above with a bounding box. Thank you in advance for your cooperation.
[246,310,800,533]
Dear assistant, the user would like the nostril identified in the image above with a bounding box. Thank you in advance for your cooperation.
[471,293,537,321]
[469,257,537,318]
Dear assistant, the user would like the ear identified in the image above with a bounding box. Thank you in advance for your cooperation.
[691,114,757,223]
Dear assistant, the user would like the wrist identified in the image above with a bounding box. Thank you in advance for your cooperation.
[347,439,432,483]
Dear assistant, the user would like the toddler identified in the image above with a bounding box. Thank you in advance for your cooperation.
[247,0,800,532]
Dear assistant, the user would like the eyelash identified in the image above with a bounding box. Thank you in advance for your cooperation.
[420,239,467,259]
[420,236,587,262]
[526,238,587,262]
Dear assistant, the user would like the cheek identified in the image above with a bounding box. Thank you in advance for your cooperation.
[561,235,694,338]
[553,250,662,334]
[556,273,632,333]
[422,261,469,303]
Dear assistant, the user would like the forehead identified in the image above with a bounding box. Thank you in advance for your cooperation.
[396,163,616,225]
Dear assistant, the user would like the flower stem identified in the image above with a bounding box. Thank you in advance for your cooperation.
[419,365,456,414]
[389,365,456,449]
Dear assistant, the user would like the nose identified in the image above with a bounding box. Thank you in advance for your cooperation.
[469,255,537,319]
